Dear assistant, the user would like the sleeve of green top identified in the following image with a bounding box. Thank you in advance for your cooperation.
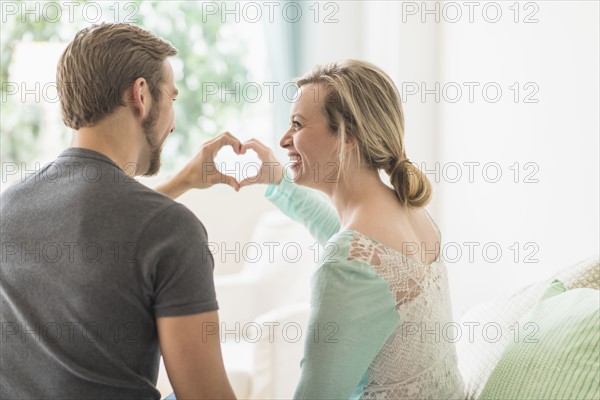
[293,256,400,399]
[265,178,340,246]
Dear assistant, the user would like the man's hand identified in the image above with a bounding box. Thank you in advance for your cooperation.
[156,132,242,199]
[238,139,285,189]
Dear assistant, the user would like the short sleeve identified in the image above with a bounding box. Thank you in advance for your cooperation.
[294,253,400,399]
[137,203,218,318]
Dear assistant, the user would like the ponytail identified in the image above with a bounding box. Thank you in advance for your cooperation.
[386,158,432,208]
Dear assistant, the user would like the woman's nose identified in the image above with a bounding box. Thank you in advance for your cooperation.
[280,127,293,149]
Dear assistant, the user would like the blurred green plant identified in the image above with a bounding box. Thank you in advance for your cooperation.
[0,0,251,171]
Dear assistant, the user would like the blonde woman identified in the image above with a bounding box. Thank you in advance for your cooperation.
[238,60,465,399]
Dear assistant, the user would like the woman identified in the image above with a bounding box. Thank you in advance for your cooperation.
[240,60,465,399]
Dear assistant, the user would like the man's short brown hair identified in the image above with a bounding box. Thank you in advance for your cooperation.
[56,23,177,130]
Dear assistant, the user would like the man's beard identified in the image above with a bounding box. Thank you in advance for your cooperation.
[141,101,162,176]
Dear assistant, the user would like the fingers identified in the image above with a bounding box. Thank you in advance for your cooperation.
[241,139,275,161]
[196,134,280,191]
[239,175,260,189]
[217,172,240,192]
[218,132,243,155]
[240,139,266,154]
[207,131,242,155]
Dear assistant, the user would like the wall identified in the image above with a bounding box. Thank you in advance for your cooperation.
[295,0,599,317]
[437,0,599,316]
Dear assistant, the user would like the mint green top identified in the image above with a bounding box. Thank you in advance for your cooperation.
[266,178,401,399]
[266,178,465,399]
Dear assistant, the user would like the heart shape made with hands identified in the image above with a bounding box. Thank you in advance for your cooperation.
[214,145,263,184]
[199,133,283,191]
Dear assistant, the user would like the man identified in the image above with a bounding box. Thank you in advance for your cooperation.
[1,23,240,399]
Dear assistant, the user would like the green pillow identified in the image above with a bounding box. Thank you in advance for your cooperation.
[480,279,599,400]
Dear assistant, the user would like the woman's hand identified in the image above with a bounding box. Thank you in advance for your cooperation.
[156,132,243,199]
[239,139,284,189]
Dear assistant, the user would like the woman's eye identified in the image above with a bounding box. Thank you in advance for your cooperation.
[292,121,301,129]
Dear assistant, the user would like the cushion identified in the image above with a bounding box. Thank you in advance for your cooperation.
[555,255,600,290]
[250,303,310,399]
[456,255,599,399]
[479,279,599,399]
[456,279,553,398]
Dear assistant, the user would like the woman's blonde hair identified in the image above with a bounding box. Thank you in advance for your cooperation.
[296,60,432,208]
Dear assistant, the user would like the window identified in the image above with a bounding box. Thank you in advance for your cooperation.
[1,1,275,186]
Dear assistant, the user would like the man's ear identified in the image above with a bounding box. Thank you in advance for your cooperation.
[128,77,150,119]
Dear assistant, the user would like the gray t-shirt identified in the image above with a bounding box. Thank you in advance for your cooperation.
[1,148,218,399]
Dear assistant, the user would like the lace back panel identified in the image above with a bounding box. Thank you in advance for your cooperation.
[348,233,464,399]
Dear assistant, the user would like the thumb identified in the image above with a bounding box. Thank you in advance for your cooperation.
[239,176,259,189]
[219,173,240,192]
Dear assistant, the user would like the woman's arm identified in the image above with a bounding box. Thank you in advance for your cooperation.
[265,177,340,246]
[239,139,341,245]
[294,257,399,399]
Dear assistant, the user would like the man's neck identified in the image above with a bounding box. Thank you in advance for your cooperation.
[71,114,145,177]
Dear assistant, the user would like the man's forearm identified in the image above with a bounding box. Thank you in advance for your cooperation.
[155,169,193,199]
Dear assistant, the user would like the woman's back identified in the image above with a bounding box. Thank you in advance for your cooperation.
[344,192,464,397]
[266,179,465,399]
[341,225,464,398]
[344,188,441,266]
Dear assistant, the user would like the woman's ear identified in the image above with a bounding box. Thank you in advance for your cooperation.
[343,135,358,153]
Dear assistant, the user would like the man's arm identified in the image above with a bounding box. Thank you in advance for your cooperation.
[154,167,195,200]
[157,311,236,399]
[156,132,243,199]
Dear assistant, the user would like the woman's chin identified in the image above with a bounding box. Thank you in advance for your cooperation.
[289,164,322,189]
[290,164,302,182]
[291,172,318,190]
[291,172,302,184]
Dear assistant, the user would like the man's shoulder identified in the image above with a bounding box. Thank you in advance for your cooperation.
[120,183,204,231]
[1,165,202,234]
[140,192,198,226]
